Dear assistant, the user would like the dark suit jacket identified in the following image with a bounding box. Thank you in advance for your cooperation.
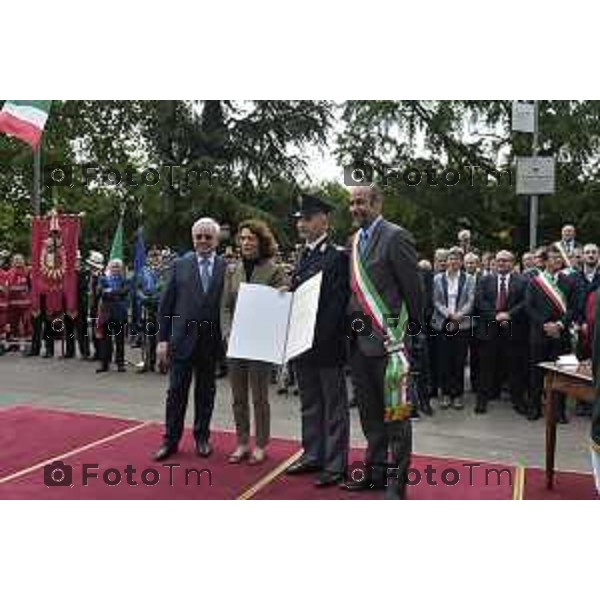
[291,237,350,367]
[525,271,575,346]
[158,252,226,360]
[474,273,528,341]
[419,267,434,322]
[572,269,600,324]
[348,218,423,357]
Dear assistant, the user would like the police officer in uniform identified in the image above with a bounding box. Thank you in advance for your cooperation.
[285,194,351,487]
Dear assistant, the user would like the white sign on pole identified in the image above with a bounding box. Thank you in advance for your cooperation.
[512,101,535,133]
[516,156,556,195]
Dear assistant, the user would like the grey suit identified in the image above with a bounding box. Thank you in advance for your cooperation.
[348,218,423,495]
[158,252,226,447]
[431,271,475,399]
[431,271,476,333]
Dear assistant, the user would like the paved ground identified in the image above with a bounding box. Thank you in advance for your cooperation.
[0,348,593,473]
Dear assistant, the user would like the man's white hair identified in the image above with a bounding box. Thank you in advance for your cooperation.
[584,243,598,253]
[192,217,221,238]
[495,250,514,261]
[108,258,123,268]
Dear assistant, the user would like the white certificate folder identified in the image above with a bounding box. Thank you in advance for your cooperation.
[226,271,323,365]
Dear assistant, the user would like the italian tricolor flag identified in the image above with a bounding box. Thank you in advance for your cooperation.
[0,100,52,149]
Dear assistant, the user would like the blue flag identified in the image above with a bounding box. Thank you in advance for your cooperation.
[133,225,146,278]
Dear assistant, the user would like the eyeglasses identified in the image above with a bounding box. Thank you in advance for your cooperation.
[194,234,214,241]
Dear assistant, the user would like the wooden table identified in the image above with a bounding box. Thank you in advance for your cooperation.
[541,362,595,489]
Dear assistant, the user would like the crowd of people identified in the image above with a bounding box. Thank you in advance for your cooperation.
[0,245,176,371]
[1,196,599,498]
[414,224,598,422]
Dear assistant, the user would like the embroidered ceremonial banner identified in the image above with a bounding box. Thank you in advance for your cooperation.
[30,212,80,316]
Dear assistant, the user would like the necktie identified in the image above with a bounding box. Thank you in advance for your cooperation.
[359,230,369,257]
[200,258,210,291]
[496,275,507,311]
[300,246,312,265]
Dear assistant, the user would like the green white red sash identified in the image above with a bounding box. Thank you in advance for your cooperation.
[532,271,567,316]
[556,242,572,269]
[350,232,411,421]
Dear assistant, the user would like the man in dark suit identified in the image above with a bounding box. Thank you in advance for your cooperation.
[554,224,581,267]
[285,194,351,487]
[415,261,434,416]
[525,246,576,422]
[590,290,600,494]
[342,184,423,500]
[154,217,227,460]
[474,250,529,415]
[573,244,600,327]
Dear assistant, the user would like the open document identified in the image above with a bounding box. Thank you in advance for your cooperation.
[226,271,322,364]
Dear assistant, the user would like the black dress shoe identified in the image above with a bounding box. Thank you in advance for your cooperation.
[340,479,385,492]
[196,440,213,457]
[527,408,542,421]
[117,365,126,372]
[474,402,487,414]
[314,472,344,487]
[286,459,322,475]
[153,445,178,461]
[384,485,407,500]
[96,366,109,373]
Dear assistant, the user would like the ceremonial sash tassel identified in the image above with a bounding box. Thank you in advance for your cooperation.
[351,233,411,422]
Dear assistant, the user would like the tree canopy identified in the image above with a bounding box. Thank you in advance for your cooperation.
[1,99,598,260]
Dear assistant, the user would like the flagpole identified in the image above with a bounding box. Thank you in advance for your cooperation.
[529,101,539,251]
[33,145,41,216]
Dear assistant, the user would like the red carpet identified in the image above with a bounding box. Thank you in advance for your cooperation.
[523,468,598,500]
[251,449,515,500]
[0,405,142,479]
[1,405,596,500]
[0,423,300,499]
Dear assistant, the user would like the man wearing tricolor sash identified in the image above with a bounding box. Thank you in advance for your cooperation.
[589,290,600,495]
[342,185,423,499]
[525,245,576,421]
[554,224,580,270]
